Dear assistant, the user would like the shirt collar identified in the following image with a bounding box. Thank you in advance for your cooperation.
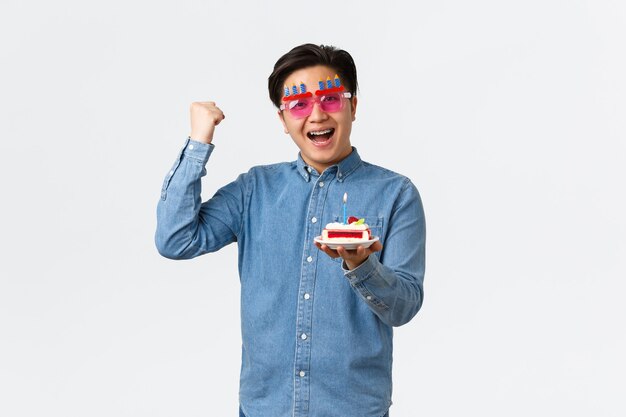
[296,147,362,183]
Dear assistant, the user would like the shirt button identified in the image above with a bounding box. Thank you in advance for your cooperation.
[307,256,313,263]
[188,144,194,150]
[366,295,373,300]
[311,217,317,223]
[301,333,308,340]
[338,172,343,178]
[304,293,310,300]
[319,181,325,187]
[299,370,306,377]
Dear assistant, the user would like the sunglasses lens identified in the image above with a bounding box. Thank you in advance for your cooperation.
[319,94,344,112]
[285,93,346,118]
[288,99,313,118]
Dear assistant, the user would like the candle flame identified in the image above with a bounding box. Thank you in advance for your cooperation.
[343,192,347,203]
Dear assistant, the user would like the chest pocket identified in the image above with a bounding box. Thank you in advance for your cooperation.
[328,215,385,264]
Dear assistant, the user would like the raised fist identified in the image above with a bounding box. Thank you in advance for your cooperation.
[189,101,225,144]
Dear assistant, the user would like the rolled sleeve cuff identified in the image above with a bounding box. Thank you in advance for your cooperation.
[342,254,378,284]
[342,255,390,310]
[184,137,215,164]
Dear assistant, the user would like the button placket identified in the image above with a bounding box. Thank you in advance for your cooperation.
[293,173,333,416]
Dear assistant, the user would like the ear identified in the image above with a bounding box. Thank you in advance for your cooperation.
[277,110,289,134]
[350,96,358,121]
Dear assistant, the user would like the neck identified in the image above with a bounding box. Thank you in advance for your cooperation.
[303,148,353,174]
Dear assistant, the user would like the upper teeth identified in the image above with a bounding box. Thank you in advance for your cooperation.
[310,129,332,136]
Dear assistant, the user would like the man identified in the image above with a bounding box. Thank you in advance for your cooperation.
[156,43,426,417]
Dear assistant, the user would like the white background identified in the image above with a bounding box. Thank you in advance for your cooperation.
[1,1,625,416]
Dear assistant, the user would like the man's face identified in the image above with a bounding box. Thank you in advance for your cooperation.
[278,65,357,174]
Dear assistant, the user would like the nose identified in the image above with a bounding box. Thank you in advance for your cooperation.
[308,100,328,122]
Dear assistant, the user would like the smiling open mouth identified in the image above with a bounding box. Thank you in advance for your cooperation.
[307,128,335,142]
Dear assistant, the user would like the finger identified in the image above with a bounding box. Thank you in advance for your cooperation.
[337,248,366,270]
[213,110,226,125]
[369,241,383,252]
[338,245,372,267]
[316,243,340,258]
[323,245,341,258]
[214,115,225,125]
[336,246,357,260]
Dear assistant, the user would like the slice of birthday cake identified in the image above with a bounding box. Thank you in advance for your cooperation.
[322,217,371,243]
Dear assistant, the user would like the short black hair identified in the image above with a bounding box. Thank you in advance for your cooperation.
[268,43,358,108]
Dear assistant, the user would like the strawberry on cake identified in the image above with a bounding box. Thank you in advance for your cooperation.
[321,216,371,243]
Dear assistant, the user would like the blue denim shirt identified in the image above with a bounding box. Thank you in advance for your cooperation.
[155,138,426,417]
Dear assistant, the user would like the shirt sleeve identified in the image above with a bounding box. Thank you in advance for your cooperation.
[342,178,426,327]
[155,138,246,259]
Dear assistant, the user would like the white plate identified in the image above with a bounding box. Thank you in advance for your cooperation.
[314,236,379,250]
